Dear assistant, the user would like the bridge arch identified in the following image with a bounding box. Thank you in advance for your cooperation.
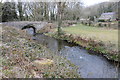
[21,24,36,35]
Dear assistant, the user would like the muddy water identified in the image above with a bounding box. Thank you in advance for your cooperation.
[26,28,120,78]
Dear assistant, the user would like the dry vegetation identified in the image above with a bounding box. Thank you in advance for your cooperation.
[0,25,80,78]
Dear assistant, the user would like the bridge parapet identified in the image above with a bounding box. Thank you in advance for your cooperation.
[2,21,48,31]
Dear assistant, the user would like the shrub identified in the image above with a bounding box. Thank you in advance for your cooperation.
[98,19,105,22]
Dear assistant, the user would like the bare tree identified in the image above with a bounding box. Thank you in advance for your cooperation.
[17,1,23,20]
[57,2,65,36]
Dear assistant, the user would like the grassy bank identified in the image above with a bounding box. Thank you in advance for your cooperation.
[46,24,119,61]
[63,24,118,44]
[0,25,80,78]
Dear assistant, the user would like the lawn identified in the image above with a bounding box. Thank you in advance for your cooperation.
[62,24,118,45]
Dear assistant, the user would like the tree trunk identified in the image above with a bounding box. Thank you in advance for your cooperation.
[18,2,23,21]
[57,2,62,36]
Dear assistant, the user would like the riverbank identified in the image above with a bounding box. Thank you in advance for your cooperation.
[1,25,80,78]
[46,24,119,62]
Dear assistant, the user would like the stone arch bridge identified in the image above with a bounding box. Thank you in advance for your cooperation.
[2,21,57,34]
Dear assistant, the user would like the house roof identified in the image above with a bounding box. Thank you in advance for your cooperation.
[99,12,116,20]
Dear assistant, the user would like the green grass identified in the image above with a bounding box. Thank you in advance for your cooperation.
[62,24,118,45]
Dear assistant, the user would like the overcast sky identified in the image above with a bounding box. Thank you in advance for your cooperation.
[82,0,109,6]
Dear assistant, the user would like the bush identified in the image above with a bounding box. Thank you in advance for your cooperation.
[98,19,105,22]
[98,23,102,27]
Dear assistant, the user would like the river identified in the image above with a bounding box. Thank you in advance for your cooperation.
[26,28,119,78]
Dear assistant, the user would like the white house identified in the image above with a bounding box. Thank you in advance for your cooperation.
[98,12,117,21]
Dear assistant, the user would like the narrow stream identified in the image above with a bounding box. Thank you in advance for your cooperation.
[27,28,120,78]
